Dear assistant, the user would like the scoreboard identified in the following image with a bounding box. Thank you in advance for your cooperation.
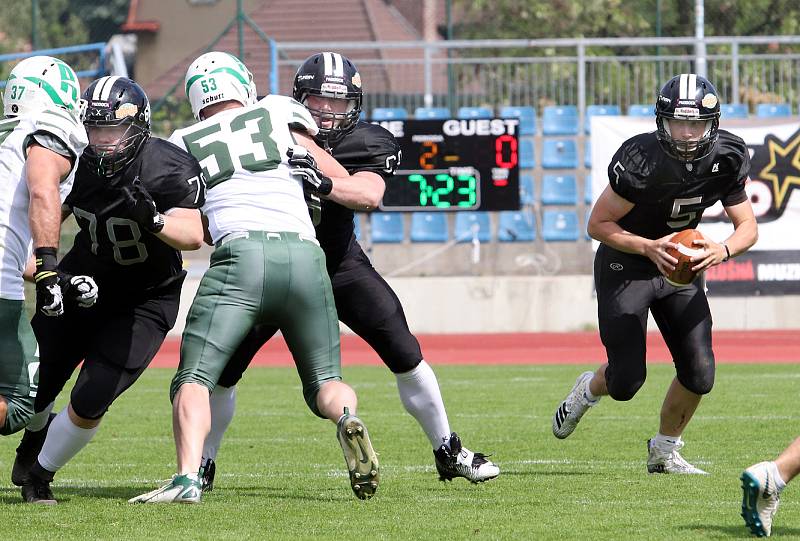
[374,118,521,211]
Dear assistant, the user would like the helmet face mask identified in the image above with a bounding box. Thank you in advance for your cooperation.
[184,52,257,120]
[82,76,151,178]
[3,55,82,118]
[655,73,720,162]
[293,52,362,146]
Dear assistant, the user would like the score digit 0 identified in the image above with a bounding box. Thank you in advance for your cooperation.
[420,141,438,170]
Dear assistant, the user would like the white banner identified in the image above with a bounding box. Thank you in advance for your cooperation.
[589,116,800,251]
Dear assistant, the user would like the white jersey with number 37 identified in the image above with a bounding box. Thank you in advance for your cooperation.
[168,95,319,244]
[0,109,87,300]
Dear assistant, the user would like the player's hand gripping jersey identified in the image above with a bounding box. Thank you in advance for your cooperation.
[0,109,87,299]
[168,95,319,243]
[608,129,750,243]
[315,121,400,266]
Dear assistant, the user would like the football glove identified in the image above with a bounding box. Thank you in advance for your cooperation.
[287,145,333,196]
[121,178,165,233]
[59,272,99,308]
[33,247,63,317]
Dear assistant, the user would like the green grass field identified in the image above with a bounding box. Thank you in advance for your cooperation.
[1,363,798,540]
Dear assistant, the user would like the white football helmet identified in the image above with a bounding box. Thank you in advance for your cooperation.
[184,52,257,120]
[3,55,83,118]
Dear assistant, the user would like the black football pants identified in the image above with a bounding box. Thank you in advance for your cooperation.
[594,244,715,401]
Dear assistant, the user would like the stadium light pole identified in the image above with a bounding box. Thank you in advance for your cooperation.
[694,0,707,77]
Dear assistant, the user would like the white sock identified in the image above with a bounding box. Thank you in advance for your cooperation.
[26,402,55,432]
[652,432,682,450]
[584,381,598,402]
[203,385,237,461]
[395,361,451,449]
[37,408,99,473]
[767,461,787,492]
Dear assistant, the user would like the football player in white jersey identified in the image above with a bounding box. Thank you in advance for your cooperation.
[0,56,93,437]
[130,52,379,503]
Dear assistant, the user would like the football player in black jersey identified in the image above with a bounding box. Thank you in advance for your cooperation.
[14,77,206,503]
[552,74,758,473]
[199,52,499,489]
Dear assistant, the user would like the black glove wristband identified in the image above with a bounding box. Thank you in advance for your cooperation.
[34,247,59,283]
[317,175,333,196]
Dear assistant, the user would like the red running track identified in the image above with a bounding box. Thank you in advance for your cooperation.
[150,330,800,367]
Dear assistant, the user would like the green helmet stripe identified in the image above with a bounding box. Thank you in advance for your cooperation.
[186,67,249,97]
[23,76,69,109]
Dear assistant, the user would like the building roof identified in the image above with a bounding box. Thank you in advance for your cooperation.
[143,0,442,100]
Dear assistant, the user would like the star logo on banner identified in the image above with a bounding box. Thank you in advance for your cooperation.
[758,130,800,212]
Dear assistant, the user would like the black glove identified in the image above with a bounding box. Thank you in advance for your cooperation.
[121,178,165,233]
[287,146,333,196]
[33,247,63,317]
[58,272,99,308]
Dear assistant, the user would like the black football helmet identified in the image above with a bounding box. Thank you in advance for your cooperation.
[82,76,151,178]
[655,73,721,162]
[292,52,362,146]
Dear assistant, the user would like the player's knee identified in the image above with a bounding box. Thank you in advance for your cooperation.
[0,395,33,436]
[170,369,214,402]
[0,396,7,434]
[606,375,645,401]
[70,394,110,421]
[678,369,715,395]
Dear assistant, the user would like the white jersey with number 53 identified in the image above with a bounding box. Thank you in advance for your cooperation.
[168,95,318,244]
[0,109,87,300]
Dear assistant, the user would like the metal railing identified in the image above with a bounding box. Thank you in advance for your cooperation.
[0,42,109,88]
[272,36,800,123]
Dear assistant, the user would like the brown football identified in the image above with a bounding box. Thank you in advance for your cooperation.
[665,229,705,286]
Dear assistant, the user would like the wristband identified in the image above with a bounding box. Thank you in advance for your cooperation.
[722,243,731,262]
[34,246,59,280]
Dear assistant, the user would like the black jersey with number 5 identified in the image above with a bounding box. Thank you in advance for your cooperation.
[59,137,205,295]
[318,121,400,267]
[607,129,749,240]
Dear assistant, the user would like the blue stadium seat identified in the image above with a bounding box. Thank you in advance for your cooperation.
[497,210,536,242]
[541,174,578,205]
[627,104,652,117]
[520,174,535,206]
[584,173,593,204]
[721,103,748,119]
[584,138,592,168]
[455,211,491,243]
[499,105,537,135]
[458,106,493,119]
[415,107,450,119]
[542,105,579,135]
[585,104,621,133]
[519,139,535,169]
[371,107,408,120]
[756,103,792,118]
[541,139,578,169]
[542,210,580,242]
[353,214,362,241]
[410,212,448,242]
[370,213,404,243]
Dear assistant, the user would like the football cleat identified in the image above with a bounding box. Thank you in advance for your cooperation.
[433,433,499,483]
[336,408,379,500]
[552,371,599,439]
[200,457,216,493]
[21,475,57,505]
[128,474,202,504]
[647,439,708,474]
[12,412,56,486]
[741,461,781,537]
